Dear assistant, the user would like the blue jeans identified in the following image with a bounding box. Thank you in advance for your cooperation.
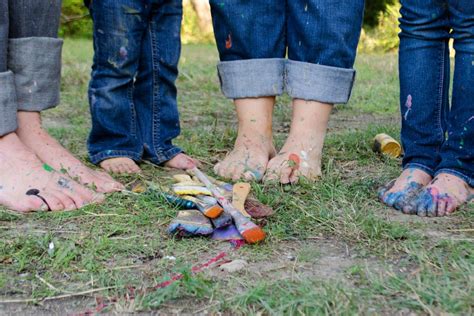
[209,0,365,104]
[399,0,474,186]
[0,0,62,136]
[88,0,183,165]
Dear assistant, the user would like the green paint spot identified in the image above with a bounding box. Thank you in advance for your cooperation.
[43,164,55,172]
[444,131,449,141]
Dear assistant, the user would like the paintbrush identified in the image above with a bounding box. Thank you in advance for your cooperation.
[183,195,223,219]
[189,167,266,244]
[232,183,252,218]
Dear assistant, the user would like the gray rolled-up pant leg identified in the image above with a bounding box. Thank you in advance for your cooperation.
[0,0,18,137]
[7,0,63,112]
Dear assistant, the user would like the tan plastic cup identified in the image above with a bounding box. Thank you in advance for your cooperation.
[373,133,402,158]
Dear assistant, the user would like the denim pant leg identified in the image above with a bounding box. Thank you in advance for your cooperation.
[436,1,474,186]
[87,0,148,164]
[398,1,451,176]
[286,0,364,104]
[8,0,63,112]
[209,0,286,98]
[0,1,17,137]
[133,0,183,165]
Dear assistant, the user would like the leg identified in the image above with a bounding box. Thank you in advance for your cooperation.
[407,1,474,216]
[135,0,196,170]
[265,0,364,183]
[87,0,148,174]
[209,0,285,181]
[0,0,105,213]
[8,0,123,192]
[380,0,451,211]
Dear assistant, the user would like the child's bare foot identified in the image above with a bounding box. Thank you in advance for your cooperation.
[0,133,103,213]
[265,99,332,184]
[16,112,124,193]
[100,157,141,175]
[403,173,473,217]
[378,168,432,211]
[214,97,276,181]
[164,153,199,170]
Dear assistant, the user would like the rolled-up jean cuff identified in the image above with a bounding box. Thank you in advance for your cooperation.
[217,58,285,99]
[0,71,18,136]
[285,60,356,104]
[8,37,63,111]
[435,168,473,188]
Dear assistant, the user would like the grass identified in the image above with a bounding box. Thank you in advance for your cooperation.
[0,39,473,315]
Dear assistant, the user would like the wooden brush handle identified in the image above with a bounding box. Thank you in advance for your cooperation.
[232,183,252,218]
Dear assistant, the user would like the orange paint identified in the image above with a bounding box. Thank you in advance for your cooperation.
[289,153,300,169]
[225,34,232,49]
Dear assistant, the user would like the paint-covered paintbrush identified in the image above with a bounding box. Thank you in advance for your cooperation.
[183,195,223,219]
[189,167,266,244]
[168,210,214,237]
[164,194,196,209]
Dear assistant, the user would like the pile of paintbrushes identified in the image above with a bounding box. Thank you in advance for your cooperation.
[165,168,273,244]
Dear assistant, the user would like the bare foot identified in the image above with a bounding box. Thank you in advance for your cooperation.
[378,168,432,211]
[403,173,474,217]
[0,133,103,213]
[164,153,199,170]
[214,97,276,181]
[100,157,141,175]
[16,112,124,193]
[265,99,332,184]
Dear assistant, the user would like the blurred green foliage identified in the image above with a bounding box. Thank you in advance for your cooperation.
[60,0,400,51]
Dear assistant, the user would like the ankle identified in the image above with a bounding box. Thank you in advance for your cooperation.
[17,111,42,133]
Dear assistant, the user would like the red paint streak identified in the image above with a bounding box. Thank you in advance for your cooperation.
[225,34,232,49]
[76,252,230,315]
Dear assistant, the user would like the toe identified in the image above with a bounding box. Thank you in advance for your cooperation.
[416,201,429,217]
[279,167,293,184]
[40,192,66,211]
[288,169,299,184]
[51,191,76,211]
[446,200,457,215]
[436,200,447,217]
[25,196,50,212]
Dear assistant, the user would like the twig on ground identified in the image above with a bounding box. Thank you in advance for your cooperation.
[0,286,116,304]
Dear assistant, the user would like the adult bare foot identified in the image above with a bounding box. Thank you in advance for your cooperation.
[265,99,331,184]
[0,133,103,213]
[164,153,199,170]
[214,97,276,181]
[378,168,432,211]
[100,157,142,175]
[403,173,473,217]
[16,111,124,193]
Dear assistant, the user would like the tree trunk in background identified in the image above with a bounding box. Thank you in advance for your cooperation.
[190,0,213,34]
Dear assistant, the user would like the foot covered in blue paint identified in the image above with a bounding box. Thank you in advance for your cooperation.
[402,173,473,217]
[378,168,432,211]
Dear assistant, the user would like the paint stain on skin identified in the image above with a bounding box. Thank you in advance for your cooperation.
[404,95,412,120]
[288,153,300,170]
[225,34,232,49]
[57,177,73,190]
[43,163,54,172]
[382,181,423,211]
[410,187,455,216]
